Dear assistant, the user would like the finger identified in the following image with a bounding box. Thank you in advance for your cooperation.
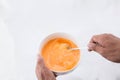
[89,35,105,48]
[88,43,96,51]
[36,55,43,72]
[37,55,46,68]
[36,60,42,80]
[35,67,42,80]
[36,56,46,80]
[94,44,105,54]
[89,35,99,43]
[88,43,105,55]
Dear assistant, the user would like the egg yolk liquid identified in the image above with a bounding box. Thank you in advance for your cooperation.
[41,38,80,72]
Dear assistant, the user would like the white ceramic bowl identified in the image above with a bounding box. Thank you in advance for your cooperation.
[39,32,80,75]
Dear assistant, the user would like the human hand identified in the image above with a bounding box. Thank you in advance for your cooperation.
[88,33,120,63]
[36,55,56,80]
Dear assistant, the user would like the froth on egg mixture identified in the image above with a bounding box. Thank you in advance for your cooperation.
[41,38,80,72]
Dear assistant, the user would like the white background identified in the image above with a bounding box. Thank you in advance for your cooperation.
[2,0,120,80]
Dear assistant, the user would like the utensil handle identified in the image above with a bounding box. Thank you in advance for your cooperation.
[70,47,88,50]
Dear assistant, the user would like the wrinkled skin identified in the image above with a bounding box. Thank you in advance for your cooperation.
[88,33,120,63]
[36,56,56,80]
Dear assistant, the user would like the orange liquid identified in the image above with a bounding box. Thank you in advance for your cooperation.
[41,38,80,72]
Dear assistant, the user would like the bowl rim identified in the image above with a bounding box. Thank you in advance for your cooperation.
[39,32,81,73]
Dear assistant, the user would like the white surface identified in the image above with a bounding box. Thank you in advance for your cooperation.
[0,1,16,80]
[0,21,16,80]
[1,0,120,80]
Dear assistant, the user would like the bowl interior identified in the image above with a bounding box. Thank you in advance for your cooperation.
[39,32,80,73]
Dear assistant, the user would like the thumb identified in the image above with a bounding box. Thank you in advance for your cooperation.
[37,55,46,68]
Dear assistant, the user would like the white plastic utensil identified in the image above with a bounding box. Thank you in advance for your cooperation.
[69,47,88,51]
